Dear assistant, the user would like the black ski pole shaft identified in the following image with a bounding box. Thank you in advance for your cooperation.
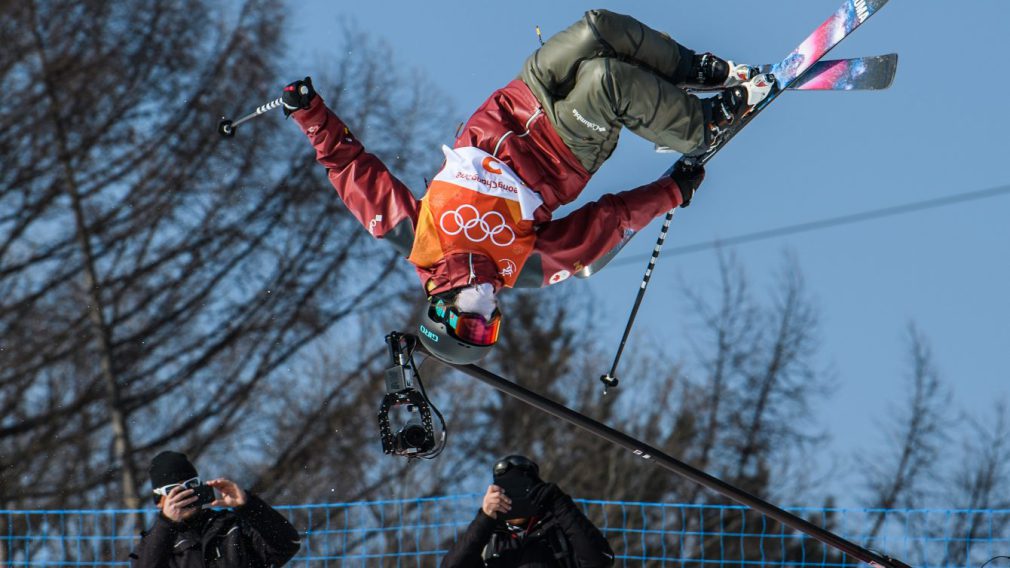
[600,208,676,392]
[427,351,913,568]
[218,96,285,137]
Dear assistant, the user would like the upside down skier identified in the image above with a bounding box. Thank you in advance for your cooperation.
[286,9,771,365]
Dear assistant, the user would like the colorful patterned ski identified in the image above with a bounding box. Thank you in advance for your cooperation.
[684,0,890,168]
[771,53,897,91]
[689,54,898,93]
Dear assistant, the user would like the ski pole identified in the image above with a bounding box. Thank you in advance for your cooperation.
[604,99,745,389]
[217,97,283,137]
[217,83,309,137]
[600,207,676,393]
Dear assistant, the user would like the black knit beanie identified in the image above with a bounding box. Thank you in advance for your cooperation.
[149,451,199,491]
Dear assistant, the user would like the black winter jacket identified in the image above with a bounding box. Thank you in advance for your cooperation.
[441,491,614,568]
[129,493,301,568]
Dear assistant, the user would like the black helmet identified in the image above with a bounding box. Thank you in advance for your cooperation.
[493,454,540,480]
[417,294,501,365]
[492,455,542,519]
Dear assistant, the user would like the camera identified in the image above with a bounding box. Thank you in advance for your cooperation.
[396,414,433,452]
[379,385,437,456]
[183,479,216,508]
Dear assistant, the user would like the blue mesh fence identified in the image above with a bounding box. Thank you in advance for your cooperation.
[2,497,1008,567]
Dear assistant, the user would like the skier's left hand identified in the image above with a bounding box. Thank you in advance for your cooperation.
[206,478,248,508]
[669,161,705,207]
[282,76,316,117]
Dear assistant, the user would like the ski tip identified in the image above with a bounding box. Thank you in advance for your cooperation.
[861,53,899,89]
[881,53,898,88]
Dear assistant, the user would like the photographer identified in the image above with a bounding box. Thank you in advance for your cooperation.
[442,455,614,568]
[130,451,301,568]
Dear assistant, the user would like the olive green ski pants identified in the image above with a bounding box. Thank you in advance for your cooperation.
[520,9,705,173]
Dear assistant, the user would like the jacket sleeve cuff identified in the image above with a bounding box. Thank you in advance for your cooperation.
[669,178,686,207]
[291,96,328,134]
[613,176,680,233]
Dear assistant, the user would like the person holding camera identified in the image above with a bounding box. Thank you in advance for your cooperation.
[442,455,614,567]
[129,451,301,568]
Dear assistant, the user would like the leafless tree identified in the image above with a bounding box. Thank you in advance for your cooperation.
[668,252,834,566]
[0,0,449,526]
[680,252,828,505]
[937,401,1010,567]
[857,324,1009,565]
[862,323,953,538]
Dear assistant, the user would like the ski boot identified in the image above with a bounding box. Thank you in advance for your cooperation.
[687,73,774,156]
[681,52,756,90]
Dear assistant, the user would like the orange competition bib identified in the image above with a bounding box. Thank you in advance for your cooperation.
[409,146,544,287]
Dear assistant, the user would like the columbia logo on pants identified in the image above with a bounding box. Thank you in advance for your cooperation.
[572,108,607,132]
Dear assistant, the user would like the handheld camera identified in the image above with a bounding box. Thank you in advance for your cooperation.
[183,479,216,508]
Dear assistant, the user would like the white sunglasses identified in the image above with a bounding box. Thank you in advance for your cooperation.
[152,476,201,497]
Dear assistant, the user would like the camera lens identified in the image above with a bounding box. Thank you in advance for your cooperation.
[397,423,428,449]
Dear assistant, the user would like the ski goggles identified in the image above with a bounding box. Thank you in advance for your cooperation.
[493,455,540,478]
[152,476,201,497]
[431,298,501,346]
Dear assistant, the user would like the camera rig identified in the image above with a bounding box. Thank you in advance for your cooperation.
[377,332,446,459]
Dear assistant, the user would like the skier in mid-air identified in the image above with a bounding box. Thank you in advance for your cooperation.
[285,9,771,365]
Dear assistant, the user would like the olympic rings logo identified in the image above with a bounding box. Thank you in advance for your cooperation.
[439,204,515,247]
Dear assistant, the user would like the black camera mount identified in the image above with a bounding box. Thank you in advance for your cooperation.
[377,332,445,459]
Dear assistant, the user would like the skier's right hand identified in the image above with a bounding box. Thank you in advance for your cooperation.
[282,76,316,117]
[669,161,705,207]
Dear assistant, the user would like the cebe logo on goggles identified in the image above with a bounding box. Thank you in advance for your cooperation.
[431,297,501,346]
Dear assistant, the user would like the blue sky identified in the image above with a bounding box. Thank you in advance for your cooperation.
[287,1,1010,505]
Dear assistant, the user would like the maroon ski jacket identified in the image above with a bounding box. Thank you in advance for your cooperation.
[292,78,685,295]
